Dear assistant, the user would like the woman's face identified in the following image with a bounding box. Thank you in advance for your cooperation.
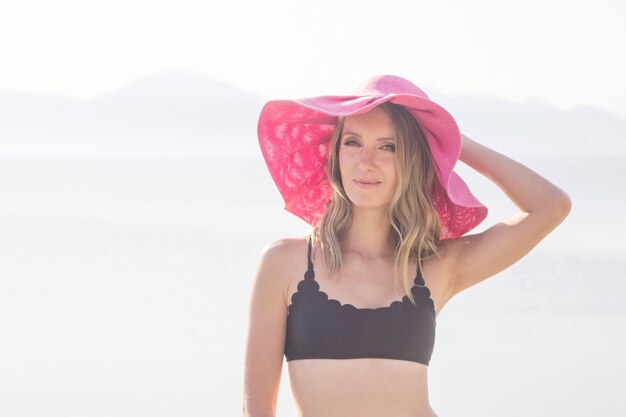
[338,106,398,212]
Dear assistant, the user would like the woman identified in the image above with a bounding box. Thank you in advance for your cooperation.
[243,75,571,417]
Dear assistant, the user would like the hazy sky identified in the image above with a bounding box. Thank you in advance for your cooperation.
[0,0,624,117]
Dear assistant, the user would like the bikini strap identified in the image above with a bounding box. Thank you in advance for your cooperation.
[305,235,315,280]
[414,259,425,286]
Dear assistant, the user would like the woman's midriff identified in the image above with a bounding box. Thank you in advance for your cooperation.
[287,358,438,417]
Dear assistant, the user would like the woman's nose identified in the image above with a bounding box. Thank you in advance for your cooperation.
[357,145,375,165]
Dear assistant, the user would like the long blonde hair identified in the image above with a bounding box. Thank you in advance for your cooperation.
[311,101,443,306]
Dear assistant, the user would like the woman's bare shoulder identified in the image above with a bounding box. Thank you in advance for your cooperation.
[258,235,309,275]
[261,235,308,258]
[255,236,309,307]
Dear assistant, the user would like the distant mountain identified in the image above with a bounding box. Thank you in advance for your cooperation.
[0,71,266,157]
[0,71,624,157]
[431,91,626,157]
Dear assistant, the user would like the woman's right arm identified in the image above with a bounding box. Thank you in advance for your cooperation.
[243,240,290,417]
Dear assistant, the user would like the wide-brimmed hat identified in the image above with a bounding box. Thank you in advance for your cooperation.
[257,74,488,240]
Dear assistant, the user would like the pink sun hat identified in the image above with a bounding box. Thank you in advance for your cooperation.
[257,75,488,240]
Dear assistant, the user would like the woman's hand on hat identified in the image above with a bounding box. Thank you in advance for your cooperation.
[459,133,476,162]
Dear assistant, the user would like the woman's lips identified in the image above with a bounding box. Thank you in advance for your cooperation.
[354,179,381,187]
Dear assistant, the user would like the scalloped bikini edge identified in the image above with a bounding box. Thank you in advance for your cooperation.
[287,274,436,317]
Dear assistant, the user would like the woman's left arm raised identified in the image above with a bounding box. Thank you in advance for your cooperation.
[443,133,572,298]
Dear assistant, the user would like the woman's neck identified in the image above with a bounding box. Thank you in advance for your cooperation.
[342,209,394,259]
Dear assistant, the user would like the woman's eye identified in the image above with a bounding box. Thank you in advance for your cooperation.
[342,139,394,151]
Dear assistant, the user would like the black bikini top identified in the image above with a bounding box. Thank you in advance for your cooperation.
[284,236,437,366]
